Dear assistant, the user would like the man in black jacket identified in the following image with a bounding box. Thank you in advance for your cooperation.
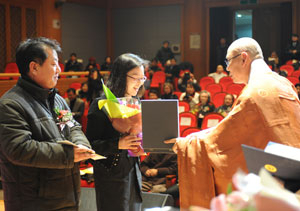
[0,37,96,211]
[65,88,85,123]
[285,34,300,62]
[156,40,175,65]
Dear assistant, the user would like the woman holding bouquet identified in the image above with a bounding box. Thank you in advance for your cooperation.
[86,53,146,211]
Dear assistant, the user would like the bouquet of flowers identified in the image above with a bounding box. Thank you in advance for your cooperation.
[98,82,146,157]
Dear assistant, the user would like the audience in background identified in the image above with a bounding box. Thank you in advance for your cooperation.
[295,83,300,99]
[178,71,200,92]
[148,89,159,99]
[165,58,180,82]
[268,51,280,72]
[100,56,112,71]
[161,82,178,100]
[156,40,174,65]
[216,37,228,70]
[78,82,90,102]
[191,90,215,127]
[88,68,103,102]
[148,58,161,80]
[215,93,234,117]
[141,153,177,193]
[285,34,300,62]
[278,69,288,77]
[179,82,200,109]
[178,61,194,74]
[65,88,85,123]
[65,52,83,72]
[85,56,99,71]
[208,65,227,83]
[143,61,151,90]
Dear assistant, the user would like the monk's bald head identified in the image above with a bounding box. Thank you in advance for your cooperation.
[227,37,263,61]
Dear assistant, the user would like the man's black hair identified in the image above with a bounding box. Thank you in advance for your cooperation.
[67,88,76,94]
[16,37,61,76]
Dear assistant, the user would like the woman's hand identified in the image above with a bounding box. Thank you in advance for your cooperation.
[118,134,141,150]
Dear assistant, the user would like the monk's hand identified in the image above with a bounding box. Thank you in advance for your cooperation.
[164,138,184,154]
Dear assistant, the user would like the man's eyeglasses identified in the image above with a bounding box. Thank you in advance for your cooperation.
[127,75,147,83]
[225,53,241,66]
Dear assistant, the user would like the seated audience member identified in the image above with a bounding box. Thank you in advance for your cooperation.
[268,51,280,72]
[100,56,112,71]
[148,58,161,80]
[215,94,234,117]
[208,65,227,83]
[78,82,91,102]
[143,61,151,90]
[148,89,159,99]
[161,82,178,99]
[295,83,300,99]
[65,52,83,72]
[85,56,99,71]
[65,88,85,123]
[285,34,300,62]
[216,37,228,70]
[165,58,180,82]
[178,71,200,92]
[88,68,103,102]
[178,61,194,73]
[179,82,200,109]
[155,40,175,65]
[278,70,288,77]
[141,153,177,193]
[191,90,215,127]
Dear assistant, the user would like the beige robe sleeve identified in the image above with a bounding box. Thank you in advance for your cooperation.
[176,72,300,209]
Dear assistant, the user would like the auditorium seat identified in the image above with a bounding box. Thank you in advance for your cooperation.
[69,82,82,90]
[287,76,299,85]
[212,92,227,108]
[181,127,200,137]
[150,71,166,88]
[4,62,19,80]
[226,83,245,97]
[179,112,197,134]
[173,91,182,99]
[201,113,224,130]
[178,101,190,113]
[292,70,300,79]
[199,76,215,90]
[280,64,294,76]
[204,83,222,98]
[219,76,233,91]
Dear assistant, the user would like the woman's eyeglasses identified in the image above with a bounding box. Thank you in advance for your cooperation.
[127,75,147,83]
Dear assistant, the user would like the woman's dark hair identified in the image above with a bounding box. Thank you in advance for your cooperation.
[16,37,61,76]
[186,81,201,92]
[107,53,145,97]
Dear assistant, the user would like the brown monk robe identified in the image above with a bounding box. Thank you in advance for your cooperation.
[171,38,300,209]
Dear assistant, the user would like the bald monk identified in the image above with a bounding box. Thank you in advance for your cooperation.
[165,37,300,209]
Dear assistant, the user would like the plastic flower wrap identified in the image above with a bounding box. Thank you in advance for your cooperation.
[192,169,300,211]
[98,82,146,157]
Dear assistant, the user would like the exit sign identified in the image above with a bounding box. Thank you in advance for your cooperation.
[240,0,258,4]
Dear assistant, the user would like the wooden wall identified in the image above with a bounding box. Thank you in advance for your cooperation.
[1,0,300,78]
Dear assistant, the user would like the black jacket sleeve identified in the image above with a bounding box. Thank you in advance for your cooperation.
[86,98,120,155]
[0,99,75,169]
